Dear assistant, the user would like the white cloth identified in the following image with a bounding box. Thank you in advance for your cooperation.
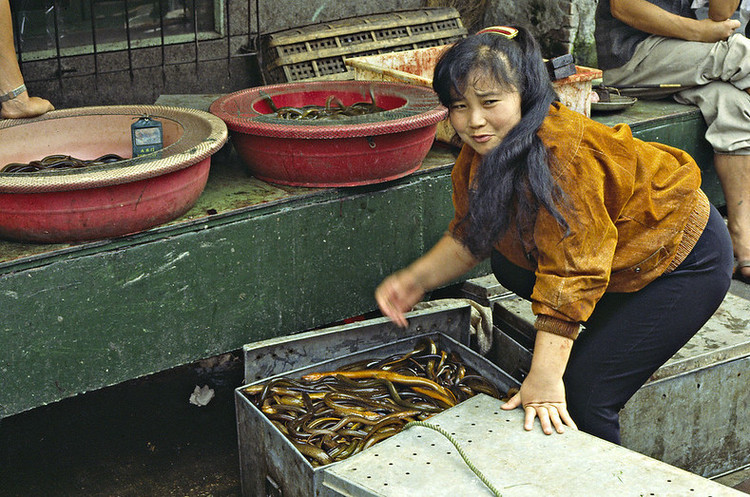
[412,298,494,355]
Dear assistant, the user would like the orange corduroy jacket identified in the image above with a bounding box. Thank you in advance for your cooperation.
[449,102,710,339]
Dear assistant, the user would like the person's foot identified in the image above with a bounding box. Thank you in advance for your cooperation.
[714,155,750,282]
[730,232,750,281]
[735,260,750,282]
[1,94,54,119]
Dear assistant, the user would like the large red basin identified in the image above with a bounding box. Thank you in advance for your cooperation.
[210,81,447,187]
[0,105,228,243]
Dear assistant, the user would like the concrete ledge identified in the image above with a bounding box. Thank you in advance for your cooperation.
[0,146,461,418]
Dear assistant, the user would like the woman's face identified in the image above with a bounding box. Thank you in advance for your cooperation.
[448,71,522,156]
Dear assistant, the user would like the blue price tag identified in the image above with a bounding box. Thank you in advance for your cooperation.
[131,116,163,157]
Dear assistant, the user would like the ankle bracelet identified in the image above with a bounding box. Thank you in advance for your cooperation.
[0,84,27,103]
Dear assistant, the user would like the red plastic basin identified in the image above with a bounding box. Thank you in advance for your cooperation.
[210,81,447,187]
[0,105,228,243]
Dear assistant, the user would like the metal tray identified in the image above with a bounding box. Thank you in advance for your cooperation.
[591,94,638,113]
[236,304,519,497]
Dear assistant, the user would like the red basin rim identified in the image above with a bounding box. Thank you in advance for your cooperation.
[210,81,448,139]
[0,105,228,193]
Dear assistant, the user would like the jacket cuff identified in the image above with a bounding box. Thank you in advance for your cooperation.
[535,315,580,340]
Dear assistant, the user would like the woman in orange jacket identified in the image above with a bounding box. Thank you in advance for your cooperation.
[375,26,733,444]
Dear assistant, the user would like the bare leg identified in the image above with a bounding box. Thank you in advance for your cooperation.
[714,153,750,279]
[0,0,54,119]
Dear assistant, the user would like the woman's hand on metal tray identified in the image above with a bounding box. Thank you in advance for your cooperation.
[501,371,578,435]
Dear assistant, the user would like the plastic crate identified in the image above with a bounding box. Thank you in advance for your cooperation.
[259,8,467,84]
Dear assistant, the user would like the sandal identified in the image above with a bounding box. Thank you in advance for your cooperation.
[734,260,750,283]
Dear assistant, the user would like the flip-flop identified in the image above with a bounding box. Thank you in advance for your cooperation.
[734,260,750,283]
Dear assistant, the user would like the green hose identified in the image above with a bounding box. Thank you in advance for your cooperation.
[404,420,502,497]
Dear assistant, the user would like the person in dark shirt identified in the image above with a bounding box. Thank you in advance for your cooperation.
[595,0,750,282]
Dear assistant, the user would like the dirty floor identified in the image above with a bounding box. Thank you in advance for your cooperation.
[0,353,244,497]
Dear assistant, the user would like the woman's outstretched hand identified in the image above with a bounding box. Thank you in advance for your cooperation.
[375,270,425,328]
[375,234,480,328]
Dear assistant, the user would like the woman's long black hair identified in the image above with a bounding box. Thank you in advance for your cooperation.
[433,26,569,259]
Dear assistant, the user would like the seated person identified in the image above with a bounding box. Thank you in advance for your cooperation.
[595,0,750,282]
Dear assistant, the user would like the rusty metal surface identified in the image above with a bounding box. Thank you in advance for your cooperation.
[319,394,745,497]
[346,45,449,87]
[485,279,750,478]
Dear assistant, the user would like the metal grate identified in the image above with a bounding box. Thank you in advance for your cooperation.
[309,38,340,51]
[281,43,308,56]
[11,0,261,85]
[315,56,346,77]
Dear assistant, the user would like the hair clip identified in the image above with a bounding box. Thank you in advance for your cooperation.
[476,26,519,39]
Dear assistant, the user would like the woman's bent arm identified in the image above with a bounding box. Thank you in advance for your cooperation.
[502,330,578,434]
[375,233,479,327]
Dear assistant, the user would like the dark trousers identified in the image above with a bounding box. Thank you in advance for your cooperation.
[491,204,733,444]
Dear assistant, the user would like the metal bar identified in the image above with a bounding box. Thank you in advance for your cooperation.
[608,84,683,89]
[192,0,198,67]
[225,0,231,75]
[124,0,134,79]
[50,0,63,81]
[255,0,264,84]
[158,0,166,83]
[89,0,99,86]
[11,2,23,63]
